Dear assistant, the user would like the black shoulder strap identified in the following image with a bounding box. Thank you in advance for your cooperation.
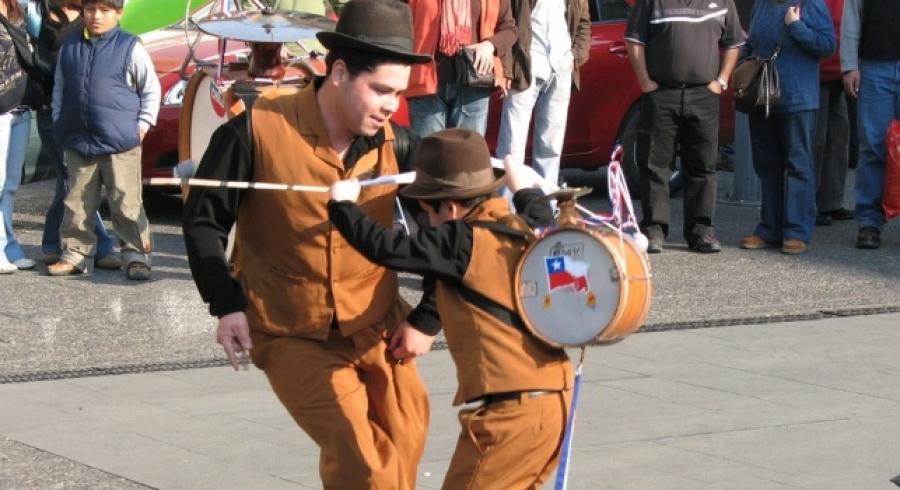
[470,220,530,239]
[455,282,529,334]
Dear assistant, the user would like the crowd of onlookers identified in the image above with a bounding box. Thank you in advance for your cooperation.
[0,0,896,282]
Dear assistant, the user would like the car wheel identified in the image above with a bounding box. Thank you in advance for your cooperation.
[617,104,684,198]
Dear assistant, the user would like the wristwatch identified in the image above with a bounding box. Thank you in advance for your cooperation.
[716,77,728,90]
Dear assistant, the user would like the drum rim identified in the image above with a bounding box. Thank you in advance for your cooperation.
[514,226,633,348]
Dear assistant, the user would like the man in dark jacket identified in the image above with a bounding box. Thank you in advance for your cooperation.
[625,0,744,253]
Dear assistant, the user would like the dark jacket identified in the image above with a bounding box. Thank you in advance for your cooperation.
[502,0,592,92]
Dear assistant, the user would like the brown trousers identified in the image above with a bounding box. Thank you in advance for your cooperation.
[443,390,571,490]
[251,327,429,489]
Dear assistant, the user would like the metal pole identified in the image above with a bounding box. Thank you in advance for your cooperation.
[721,111,761,206]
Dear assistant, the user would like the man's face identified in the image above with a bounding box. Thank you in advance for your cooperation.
[419,200,453,227]
[83,3,122,36]
[333,61,411,137]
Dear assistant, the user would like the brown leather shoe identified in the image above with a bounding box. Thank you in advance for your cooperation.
[781,239,808,255]
[47,261,81,276]
[739,234,777,250]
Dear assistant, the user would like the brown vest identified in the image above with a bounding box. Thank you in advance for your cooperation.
[234,84,403,340]
[436,197,572,405]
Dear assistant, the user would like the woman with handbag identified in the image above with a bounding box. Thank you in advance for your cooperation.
[0,0,34,273]
[738,0,835,254]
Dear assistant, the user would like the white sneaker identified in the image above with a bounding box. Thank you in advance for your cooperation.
[0,262,16,274]
[14,258,35,270]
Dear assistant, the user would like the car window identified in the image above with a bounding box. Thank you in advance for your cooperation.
[597,0,630,22]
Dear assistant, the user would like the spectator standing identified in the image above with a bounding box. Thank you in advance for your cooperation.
[625,0,744,253]
[0,0,33,273]
[182,2,436,487]
[47,0,159,278]
[495,0,590,189]
[842,0,900,249]
[739,0,835,254]
[30,0,119,268]
[814,0,852,226]
[405,0,517,137]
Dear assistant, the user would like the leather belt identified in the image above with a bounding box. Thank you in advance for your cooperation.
[478,390,554,406]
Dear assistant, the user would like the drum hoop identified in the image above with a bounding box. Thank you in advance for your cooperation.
[177,72,208,164]
[513,226,633,348]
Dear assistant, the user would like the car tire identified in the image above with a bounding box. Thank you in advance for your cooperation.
[617,104,684,199]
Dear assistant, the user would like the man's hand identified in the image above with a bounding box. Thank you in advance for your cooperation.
[785,6,800,25]
[843,70,860,98]
[217,312,253,371]
[330,178,361,202]
[707,80,723,95]
[639,79,659,93]
[503,154,540,192]
[465,40,495,75]
[388,321,435,364]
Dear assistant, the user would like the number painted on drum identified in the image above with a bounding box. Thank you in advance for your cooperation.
[519,280,538,298]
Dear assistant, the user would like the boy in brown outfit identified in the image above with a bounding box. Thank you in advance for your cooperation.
[328,128,573,489]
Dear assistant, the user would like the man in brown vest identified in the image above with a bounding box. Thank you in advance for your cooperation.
[181,1,437,488]
[328,128,573,489]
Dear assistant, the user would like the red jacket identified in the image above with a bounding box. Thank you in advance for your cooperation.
[820,0,842,81]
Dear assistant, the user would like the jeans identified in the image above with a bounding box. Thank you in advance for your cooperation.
[813,80,850,212]
[36,109,113,258]
[407,82,491,138]
[855,60,900,229]
[496,70,572,188]
[749,110,817,243]
[636,86,720,242]
[0,109,31,264]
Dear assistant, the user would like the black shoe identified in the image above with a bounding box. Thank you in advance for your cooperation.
[856,227,881,249]
[689,235,722,253]
[825,208,854,220]
[815,213,833,226]
[646,236,663,254]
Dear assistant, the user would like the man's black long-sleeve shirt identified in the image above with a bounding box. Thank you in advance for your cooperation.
[181,113,441,334]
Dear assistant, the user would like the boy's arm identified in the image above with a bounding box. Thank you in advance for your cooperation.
[51,60,63,123]
[129,42,161,135]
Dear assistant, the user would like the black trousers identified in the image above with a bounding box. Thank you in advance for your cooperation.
[636,86,720,242]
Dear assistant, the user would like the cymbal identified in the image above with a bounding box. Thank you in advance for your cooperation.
[196,10,335,43]
[545,187,593,201]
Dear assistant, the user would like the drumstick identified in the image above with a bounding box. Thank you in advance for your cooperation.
[144,172,416,192]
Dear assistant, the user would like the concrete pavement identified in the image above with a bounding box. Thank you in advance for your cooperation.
[2,313,900,489]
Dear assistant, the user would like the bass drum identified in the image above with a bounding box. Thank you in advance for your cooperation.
[514,227,652,348]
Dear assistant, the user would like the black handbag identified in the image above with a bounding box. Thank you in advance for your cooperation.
[0,13,54,108]
[732,23,787,117]
[456,47,495,88]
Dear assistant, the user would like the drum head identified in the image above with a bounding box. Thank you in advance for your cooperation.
[180,72,231,164]
[516,229,622,346]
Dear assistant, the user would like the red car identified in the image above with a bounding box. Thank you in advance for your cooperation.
[141,0,734,192]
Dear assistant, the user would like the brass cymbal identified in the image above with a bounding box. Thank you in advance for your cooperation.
[196,9,335,43]
[545,187,593,201]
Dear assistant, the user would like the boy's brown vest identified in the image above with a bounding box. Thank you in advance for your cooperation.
[436,197,572,405]
[234,85,403,340]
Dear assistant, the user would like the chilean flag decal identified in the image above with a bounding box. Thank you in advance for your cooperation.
[545,256,590,293]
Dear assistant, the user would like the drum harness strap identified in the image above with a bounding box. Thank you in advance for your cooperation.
[454,221,541,340]
[233,81,260,157]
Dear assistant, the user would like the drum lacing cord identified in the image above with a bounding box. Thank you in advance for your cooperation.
[554,346,587,490]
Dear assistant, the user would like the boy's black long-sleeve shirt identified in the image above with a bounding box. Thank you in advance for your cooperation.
[327,190,555,316]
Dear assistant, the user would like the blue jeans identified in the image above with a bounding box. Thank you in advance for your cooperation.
[855,60,900,229]
[37,109,113,258]
[406,83,491,138]
[496,70,572,188]
[749,110,817,243]
[0,109,31,263]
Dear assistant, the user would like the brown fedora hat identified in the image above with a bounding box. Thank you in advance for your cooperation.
[316,0,431,64]
[400,128,506,201]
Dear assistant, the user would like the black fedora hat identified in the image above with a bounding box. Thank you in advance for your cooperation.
[400,129,506,201]
[316,0,431,64]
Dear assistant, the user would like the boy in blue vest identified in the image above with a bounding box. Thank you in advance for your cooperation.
[48,0,159,279]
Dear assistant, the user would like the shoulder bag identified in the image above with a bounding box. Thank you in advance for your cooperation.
[732,26,787,117]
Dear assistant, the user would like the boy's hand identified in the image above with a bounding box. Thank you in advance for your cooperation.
[330,178,361,202]
[139,129,147,142]
[503,154,540,192]
[388,321,435,364]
